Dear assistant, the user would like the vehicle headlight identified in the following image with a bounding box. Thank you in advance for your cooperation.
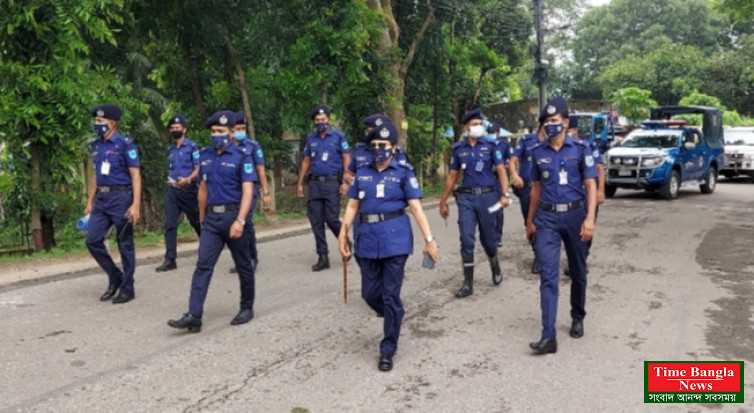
[641,156,664,168]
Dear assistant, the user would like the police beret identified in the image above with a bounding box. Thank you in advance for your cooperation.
[234,111,246,125]
[362,113,392,128]
[168,113,187,127]
[487,122,501,133]
[309,104,331,120]
[366,123,399,145]
[460,108,483,125]
[568,115,578,128]
[204,110,236,129]
[539,97,569,122]
[90,104,122,121]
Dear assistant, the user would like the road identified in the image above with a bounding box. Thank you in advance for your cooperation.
[1,180,753,412]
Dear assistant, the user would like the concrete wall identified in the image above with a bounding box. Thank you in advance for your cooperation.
[485,98,612,133]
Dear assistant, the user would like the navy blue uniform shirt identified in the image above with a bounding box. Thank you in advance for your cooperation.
[303,129,349,176]
[449,139,504,188]
[512,133,540,183]
[531,136,598,204]
[90,132,140,186]
[199,145,257,205]
[240,139,265,182]
[167,138,200,181]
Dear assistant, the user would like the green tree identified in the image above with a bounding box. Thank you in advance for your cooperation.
[608,87,657,124]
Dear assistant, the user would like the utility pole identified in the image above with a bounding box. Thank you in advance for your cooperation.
[533,0,548,111]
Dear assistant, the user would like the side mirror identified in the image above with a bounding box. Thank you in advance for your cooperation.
[683,141,696,150]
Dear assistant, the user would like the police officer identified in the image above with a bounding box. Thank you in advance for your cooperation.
[85,104,141,304]
[167,110,256,332]
[439,109,512,298]
[230,111,271,273]
[526,97,597,354]
[296,104,351,271]
[338,122,439,372]
[343,114,411,187]
[509,124,546,274]
[156,114,201,272]
[485,122,511,248]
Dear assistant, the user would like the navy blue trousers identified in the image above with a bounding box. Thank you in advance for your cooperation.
[533,208,589,339]
[360,254,408,356]
[85,190,135,293]
[307,180,342,255]
[164,186,201,261]
[247,185,259,261]
[188,211,255,318]
[456,192,498,259]
[514,185,536,254]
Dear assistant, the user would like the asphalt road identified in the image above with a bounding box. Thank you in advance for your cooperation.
[1,179,753,412]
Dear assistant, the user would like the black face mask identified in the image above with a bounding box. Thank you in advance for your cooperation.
[170,130,184,139]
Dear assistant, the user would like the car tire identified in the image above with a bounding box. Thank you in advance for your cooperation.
[660,170,680,200]
[700,166,717,194]
[605,184,617,198]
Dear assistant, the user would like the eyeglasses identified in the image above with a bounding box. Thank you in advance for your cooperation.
[369,142,392,150]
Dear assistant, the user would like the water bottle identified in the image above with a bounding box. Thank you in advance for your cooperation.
[76,214,90,231]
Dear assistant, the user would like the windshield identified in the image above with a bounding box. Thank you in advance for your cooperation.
[724,129,754,146]
[619,133,679,148]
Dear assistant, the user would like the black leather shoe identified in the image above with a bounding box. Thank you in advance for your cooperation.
[112,291,135,304]
[229,267,238,274]
[99,278,123,302]
[529,338,557,354]
[155,260,177,272]
[230,308,254,325]
[167,313,202,332]
[570,320,584,338]
[531,259,540,274]
[311,254,330,272]
[378,353,393,371]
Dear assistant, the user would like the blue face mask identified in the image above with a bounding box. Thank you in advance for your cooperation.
[233,131,247,141]
[485,133,497,142]
[370,147,393,163]
[316,122,328,134]
[544,122,564,139]
[211,134,230,149]
[94,123,109,137]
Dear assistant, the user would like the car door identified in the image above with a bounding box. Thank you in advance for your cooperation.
[679,131,701,181]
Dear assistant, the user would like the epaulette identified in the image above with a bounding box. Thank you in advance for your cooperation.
[397,160,414,171]
[354,142,366,149]
[451,140,466,150]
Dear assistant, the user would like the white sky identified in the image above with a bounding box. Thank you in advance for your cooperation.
[588,0,611,5]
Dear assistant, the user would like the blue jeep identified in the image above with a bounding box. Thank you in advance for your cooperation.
[605,106,724,200]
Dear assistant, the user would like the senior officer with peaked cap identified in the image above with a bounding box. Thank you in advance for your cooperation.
[168,110,256,332]
[526,97,597,354]
[85,104,142,304]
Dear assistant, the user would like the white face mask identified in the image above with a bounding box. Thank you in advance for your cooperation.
[468,125,485,138]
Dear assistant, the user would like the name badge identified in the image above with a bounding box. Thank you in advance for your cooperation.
[101,160,111,176]
[376,184,385,198]
[321,152,329,162]
[559,170,568,185]
[475,161,484,172]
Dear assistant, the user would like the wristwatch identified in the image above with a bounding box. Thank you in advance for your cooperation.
[236,219,245,226]
[263,191,270,196]
[425,236,434,243]
[502,192,512,198]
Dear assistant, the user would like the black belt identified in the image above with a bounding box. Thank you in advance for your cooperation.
[310,175,340,182]
[207,204,240,214]
[457,186,495,194]
[361,210,406,223]
[97,185,131,193]
[539,200,585,212]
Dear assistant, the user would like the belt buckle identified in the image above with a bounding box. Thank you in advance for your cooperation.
[366,214,379,223]
[100,187,110,193]
[472,187,482,195]
[555,204,568,212]
[213,205,226,213]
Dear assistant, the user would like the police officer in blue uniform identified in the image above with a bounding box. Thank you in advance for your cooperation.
[526,97,597,354]
[338,122,439,372]
[486,122,511,248]
[85,104,142,304]
[509,124,545,274]
[439,109,512,298]
[156,114,202,272]
[168,110,257,332]
[344,114,411,187]
[297,104,351,271]
[230,111,271,273]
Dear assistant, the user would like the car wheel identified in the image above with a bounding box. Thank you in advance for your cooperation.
[660,170,680,200]
[605,184,617,198]
[700,166,716,194]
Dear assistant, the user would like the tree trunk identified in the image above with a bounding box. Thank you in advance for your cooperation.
[29,143,43,252]
[225,36,256,140]
[178,1,206,119]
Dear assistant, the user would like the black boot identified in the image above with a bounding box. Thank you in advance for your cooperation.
[531,258,540,274]
[455,258,474,298]
[311,254,330,272]
[489,255,502,286]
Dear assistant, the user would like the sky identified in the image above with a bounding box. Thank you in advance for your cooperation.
[588,0,612,5]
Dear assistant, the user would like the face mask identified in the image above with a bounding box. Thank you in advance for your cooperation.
[485,133,497,142]
[468,125,485,138]
[370,147,393,163]
[94,123,109,137]
[316,122,328,134]
[233,131,247,141]
[170,130,184,139]
[211,134,230,149]
[544,122,564,139]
